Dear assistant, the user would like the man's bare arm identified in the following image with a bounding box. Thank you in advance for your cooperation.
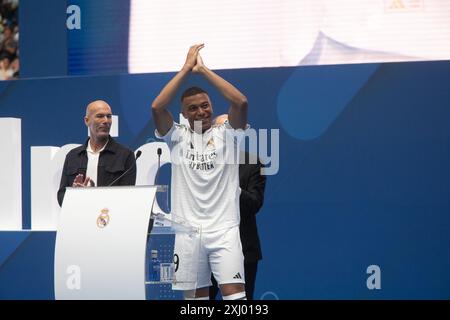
[151,44,204,135]
[193,53,248,130]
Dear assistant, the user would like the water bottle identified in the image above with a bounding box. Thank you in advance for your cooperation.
[149,249,161,282]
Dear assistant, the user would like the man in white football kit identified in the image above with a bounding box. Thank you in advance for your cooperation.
[151,44,248,300]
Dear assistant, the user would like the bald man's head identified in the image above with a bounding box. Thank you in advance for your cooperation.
[86,100,111,117]
[84,100,112,142]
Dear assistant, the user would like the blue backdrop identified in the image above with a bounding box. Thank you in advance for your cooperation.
[1,0,450,300]
[1,61,450,299]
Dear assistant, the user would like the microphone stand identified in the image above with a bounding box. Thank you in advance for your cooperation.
[154,148,162,185]
[107,150,142,187]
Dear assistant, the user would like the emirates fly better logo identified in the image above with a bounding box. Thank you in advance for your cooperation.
[96,208,110,228]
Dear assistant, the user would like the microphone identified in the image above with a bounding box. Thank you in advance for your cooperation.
[150,148,163,223]
[107,150,142,187]
[154,148,162,185]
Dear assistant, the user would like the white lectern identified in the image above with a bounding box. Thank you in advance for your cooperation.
[54,186,157,300]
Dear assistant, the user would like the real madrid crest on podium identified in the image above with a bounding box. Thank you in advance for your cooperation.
[96,208,110,228]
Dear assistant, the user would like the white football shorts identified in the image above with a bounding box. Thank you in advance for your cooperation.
[172,225,245,291]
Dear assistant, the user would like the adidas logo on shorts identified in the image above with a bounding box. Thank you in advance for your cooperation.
[233,272,242,279]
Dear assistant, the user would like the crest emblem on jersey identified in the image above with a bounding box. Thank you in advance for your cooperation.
[206,138,215,149]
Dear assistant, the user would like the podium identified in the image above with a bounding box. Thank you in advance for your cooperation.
[54,185,200,300]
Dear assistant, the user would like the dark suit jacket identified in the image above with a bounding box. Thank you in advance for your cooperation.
[57,136,136,206]
[239,153,266,263]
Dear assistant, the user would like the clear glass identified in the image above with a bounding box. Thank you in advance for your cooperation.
[145,185,201,300]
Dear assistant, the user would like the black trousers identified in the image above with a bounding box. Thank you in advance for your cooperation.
[209,261,258,300]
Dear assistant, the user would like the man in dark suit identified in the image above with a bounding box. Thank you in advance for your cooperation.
[210,115,266,300]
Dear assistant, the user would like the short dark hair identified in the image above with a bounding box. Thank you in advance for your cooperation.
[181,86,208,102]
